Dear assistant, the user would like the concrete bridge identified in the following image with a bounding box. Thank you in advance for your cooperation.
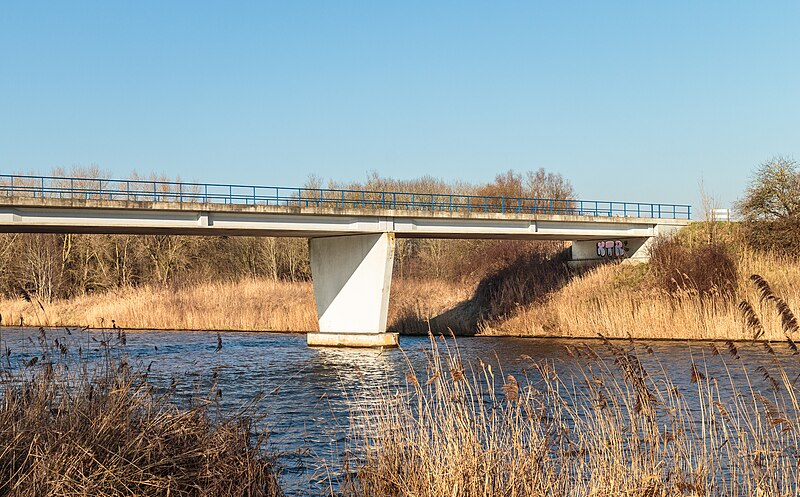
[0,174,691,347]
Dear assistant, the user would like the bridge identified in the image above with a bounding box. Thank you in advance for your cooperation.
[0,174,691,347]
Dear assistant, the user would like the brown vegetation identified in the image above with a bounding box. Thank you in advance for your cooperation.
[648,236,737,298]
[496,242,800,341]
[0,329,281,496]
[736,156,800,257]
[342,335,800,496]
[0,277,468,333]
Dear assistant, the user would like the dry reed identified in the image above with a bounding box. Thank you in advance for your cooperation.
[495,248,800,341]
[0,328,282,496]
[0,279,318,331]
[0,277,470,335]
[342,333,800,496]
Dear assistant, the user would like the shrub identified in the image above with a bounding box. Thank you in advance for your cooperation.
[737,156,800,257]
[648,236,737,298]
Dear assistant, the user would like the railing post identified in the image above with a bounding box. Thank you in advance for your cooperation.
[153,181,157,202]
[393,193,397,209]
[204,184,209,203]
[623,203,627,217]
[41,177,44,198]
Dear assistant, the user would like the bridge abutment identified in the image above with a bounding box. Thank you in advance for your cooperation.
[307,233,398,348]
[569,224,682,266]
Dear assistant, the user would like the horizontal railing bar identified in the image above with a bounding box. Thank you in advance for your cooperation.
[0,174,691,219]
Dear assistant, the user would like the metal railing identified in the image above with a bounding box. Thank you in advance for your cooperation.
[0,174,691,219]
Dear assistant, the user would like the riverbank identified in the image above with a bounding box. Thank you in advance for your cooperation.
[0,277,471,333]
[2,237,798,342]
[486,248,800,341]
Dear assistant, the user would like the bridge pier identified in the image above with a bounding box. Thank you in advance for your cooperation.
[306,233,399,348]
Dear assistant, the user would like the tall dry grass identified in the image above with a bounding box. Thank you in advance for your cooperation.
[0,277,470,333]
[0,279,318,331]
[0,328,282,496]
[493,249,800,341]
[342,335,800,496]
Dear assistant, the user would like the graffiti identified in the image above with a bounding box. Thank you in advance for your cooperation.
[597,240,628,258]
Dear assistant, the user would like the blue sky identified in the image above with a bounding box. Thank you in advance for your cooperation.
[1,2,798,212]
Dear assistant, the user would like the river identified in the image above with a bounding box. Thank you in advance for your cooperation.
[1,328,797,495]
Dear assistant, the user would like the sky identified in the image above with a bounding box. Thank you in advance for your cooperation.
[1,2,798,213]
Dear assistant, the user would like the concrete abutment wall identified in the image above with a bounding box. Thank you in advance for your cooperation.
[569,223,682,266]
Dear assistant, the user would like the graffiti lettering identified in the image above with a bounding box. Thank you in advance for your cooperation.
[597,240,627,258]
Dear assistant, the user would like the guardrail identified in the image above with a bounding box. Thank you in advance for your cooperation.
[0,174,691,219]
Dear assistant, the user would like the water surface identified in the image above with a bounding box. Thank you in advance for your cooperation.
[1,328,796,495]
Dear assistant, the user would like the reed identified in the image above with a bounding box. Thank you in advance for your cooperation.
[0,328,282,496]
[0,279,318,331]
[0,277,470,334]
[342,333,800,496]
[493,248,800,340]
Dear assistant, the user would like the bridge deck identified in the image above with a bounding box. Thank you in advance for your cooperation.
[0,195,690,240]
[0,174,690,240]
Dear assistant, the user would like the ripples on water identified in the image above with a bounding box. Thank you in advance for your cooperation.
[1,328,797,495]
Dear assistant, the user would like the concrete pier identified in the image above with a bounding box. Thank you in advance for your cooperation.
[307,233,398,347]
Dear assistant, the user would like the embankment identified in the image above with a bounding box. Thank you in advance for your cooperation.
[3,229,798,342]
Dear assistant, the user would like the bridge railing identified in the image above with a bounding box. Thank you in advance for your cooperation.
[0,174,691,219]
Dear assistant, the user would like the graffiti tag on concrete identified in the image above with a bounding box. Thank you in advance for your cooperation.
[597,240,627,258]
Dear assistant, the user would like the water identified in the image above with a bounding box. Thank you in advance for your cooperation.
[1,328,797,495]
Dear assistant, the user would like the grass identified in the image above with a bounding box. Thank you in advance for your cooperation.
[0,328,282,496]
[341,333,800,497]
[489,248,800,341]
[3,228,799,343]
[0,279,317,331]
[0,278,471,334]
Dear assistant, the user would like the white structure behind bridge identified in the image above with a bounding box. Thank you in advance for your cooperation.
[0,177,691,347]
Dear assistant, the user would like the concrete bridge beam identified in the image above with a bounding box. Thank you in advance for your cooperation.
[306,233,398,347]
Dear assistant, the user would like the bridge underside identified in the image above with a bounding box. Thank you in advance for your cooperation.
[0,199,688,347]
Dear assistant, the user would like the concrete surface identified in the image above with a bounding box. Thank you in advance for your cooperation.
[307,332,399,348]
[309,233,395,335]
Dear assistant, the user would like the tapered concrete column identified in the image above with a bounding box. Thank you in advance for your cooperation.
[307,233,399,347]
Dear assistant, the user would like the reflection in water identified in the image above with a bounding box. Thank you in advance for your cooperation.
[1,328,798,495]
